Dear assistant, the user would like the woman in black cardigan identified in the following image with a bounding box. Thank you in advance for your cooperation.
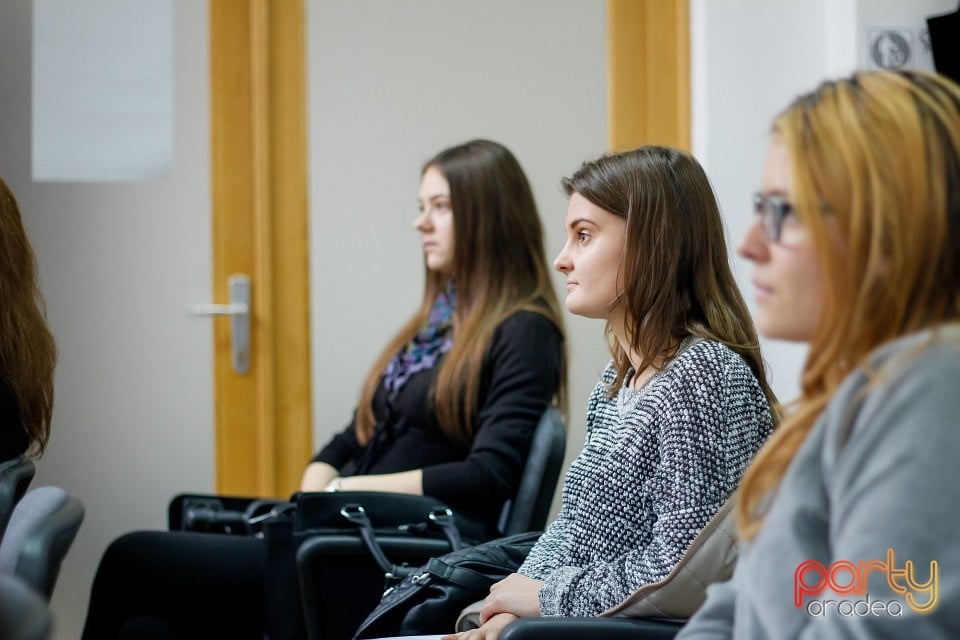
[81,139,566,639]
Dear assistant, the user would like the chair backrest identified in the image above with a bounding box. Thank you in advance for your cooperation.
[601,495,738,620]
[0,486,85,599]
[498,407,566,536]
[0,457,37,540]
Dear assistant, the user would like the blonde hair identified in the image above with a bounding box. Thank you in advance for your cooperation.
[355,140,566,444]
[738,70,960,538]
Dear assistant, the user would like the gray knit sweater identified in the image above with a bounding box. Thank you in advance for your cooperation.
[519,338,774,617]
[678,325,960,639]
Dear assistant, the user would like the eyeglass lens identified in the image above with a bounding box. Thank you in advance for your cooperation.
[752,193,792,241]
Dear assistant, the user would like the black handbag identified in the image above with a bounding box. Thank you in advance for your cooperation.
[352,530,542,639]
[260,491,484,640]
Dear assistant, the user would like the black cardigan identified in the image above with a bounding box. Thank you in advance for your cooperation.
[313,310,563,525]
[0,383,27,463]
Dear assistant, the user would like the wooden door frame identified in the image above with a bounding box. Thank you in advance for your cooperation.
[209,0,312,498]
[607,0,690,151]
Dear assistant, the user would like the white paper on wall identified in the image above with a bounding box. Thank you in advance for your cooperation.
[32,0,173,182]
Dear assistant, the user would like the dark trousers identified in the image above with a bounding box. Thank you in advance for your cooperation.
[81,530,266,639]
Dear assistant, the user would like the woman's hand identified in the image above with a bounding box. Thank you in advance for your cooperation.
[441,612,518,640]
[479,573,544,621]
[300,462,338,491]
[323,469,424,495]
[300,465,424,495]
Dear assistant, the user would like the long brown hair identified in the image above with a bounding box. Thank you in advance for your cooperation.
[738,70,960,539]
[354,140,566,443]
[0,178,57,456]
[562,146,777,409]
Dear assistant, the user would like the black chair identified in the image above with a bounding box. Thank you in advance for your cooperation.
[0,457,37,540]
[501,617,685,639]
[294,407,567,640]
[497,407,566,536]
[0,486,85,599]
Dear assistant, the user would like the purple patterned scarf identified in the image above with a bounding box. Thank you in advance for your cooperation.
[382,282,456,395]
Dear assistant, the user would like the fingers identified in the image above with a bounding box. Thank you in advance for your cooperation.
[478,598,497,624]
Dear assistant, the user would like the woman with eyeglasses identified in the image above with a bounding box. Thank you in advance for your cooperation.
[678,69,960,638]
[450,146,776,640]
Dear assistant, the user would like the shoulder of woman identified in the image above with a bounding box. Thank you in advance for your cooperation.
[670,338,746,375]
[865,323,960,378]
[493,309,562,341]
[657,340,765,405]
[822,326,960,463]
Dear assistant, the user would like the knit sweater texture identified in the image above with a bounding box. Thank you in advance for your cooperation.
[519,338,773,617]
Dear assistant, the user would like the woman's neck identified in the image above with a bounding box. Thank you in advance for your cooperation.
[609,312,652,385]
[609,310,687,390]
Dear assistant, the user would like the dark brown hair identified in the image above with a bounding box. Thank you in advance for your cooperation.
[0,178,57,456]
[355,140,566,443]
[562,145,777,411]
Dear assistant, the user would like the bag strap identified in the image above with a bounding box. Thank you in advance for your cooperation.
[339,502,466,588]
[339,503,395,574]
[427,507,463,551]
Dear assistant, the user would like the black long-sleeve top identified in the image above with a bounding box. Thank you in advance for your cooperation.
[0,383,27,463]
[312,310,563,526]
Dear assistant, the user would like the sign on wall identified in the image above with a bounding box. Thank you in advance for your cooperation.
[865,27,934,71]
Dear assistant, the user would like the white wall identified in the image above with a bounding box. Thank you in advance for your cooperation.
[691,0,832,404]
[0,2,214,637]
[306,0,610,515]
[690,0,955,406]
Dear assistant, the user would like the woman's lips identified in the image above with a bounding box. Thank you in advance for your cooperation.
[752,279,773,301]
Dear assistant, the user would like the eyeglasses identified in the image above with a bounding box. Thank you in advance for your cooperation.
[752,192,794,242]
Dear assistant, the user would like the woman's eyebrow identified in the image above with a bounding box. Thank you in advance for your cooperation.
[418,193,450,204]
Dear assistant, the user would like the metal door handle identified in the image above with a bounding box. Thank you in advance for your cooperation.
[192,275,250,374]
[191,303,248,316]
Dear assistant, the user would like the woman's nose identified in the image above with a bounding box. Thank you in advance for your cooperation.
[553,245,571,273]
[414,210,430,231]
[737,217,770,264]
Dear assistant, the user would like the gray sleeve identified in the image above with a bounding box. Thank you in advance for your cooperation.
[676,578,739,639]
[517,511,574,580]
[794,348,960,638]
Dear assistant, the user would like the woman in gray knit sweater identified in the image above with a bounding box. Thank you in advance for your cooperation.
[452,146,777,639]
